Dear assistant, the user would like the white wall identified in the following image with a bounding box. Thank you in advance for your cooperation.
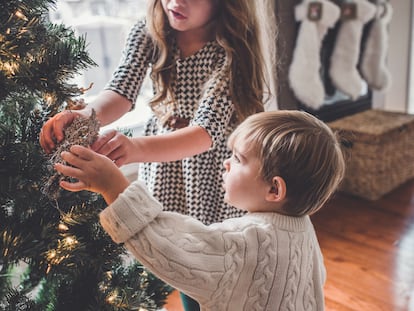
[374,1,412,112]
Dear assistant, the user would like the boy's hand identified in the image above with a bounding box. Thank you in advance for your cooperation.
[54,145,129,204]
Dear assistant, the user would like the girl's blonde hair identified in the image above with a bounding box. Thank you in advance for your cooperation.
[228,110,346,216]
[146,0,274,124]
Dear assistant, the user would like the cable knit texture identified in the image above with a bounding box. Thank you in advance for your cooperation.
[100,181,326,310]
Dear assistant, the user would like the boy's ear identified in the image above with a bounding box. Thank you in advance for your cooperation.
[266,176,286,202]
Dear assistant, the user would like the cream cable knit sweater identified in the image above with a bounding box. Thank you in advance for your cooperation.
[100,181,326,311]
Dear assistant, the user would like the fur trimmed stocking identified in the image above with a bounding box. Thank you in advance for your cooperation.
[288,0,340,109]
[329,0,376,100]
[360,1,393,91]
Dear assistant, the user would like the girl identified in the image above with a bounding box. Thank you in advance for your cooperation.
[40,0,276,309]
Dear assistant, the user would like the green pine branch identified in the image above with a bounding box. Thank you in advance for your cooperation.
[0,0,173,309]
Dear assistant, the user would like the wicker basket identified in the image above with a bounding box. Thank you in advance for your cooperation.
[328,109,414,200]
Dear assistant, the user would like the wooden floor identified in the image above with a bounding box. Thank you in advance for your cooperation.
[164,179,414,311]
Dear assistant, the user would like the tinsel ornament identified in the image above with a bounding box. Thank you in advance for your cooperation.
[42,109,100,200]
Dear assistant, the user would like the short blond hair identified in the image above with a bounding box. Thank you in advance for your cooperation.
[228,110,346,216]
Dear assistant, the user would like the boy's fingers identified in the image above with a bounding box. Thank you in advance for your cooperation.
[59,180,87,192]
[60,146,98,168]
[59,151,86,169]
[54,163,82,179]
[70,145,95,161]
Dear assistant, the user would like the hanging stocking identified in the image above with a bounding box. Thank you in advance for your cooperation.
[288,0,340,109]
[329,0,376,100]
[360,1,393,91]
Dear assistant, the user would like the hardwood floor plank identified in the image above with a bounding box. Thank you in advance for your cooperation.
[312,179,414,311]
[324,282,392,311]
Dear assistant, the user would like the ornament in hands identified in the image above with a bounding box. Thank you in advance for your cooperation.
[43,109,100,200]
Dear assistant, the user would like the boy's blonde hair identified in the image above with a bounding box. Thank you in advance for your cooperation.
[228,110,346,216]
[146,0,272,123]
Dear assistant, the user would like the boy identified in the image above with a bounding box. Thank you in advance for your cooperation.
[55,110,345,310]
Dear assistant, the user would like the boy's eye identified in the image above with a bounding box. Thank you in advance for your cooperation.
[231,153,241,163]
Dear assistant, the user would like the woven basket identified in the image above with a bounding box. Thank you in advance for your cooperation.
[328,109,414,200]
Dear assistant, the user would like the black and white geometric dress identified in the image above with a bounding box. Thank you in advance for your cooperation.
[106,20,245,225]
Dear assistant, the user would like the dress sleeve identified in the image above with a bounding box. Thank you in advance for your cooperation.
[104,20,153,108]
[190,54,235,148]
[99,180,247,305]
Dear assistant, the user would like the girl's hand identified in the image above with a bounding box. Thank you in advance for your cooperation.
[54,145,129,204]
[91,129,135,167]
[39,110,89,154]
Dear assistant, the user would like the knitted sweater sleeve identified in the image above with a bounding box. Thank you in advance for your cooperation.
[99,181,246,304]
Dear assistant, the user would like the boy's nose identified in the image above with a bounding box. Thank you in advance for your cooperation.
[223,158,230,171]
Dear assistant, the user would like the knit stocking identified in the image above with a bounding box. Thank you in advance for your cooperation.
[329,0,376,100]
[360,1,393,91]
[288,0,340,109]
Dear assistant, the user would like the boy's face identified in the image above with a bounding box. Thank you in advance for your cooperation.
[222,139,271,212]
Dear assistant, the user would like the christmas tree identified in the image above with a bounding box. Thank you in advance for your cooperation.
[0,1,172,310]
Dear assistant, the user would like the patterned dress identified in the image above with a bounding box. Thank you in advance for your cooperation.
[105,20,245,225]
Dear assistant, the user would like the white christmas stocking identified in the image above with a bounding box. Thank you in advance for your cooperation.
[329,0,376,100]
[288,0,340,109]
[360,1,393,91]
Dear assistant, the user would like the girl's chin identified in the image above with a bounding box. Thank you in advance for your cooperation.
[168,16,188,30]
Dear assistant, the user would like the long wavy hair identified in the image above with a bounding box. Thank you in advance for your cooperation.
[146,0,273,124]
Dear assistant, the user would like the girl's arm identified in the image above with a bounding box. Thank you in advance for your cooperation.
[93,125,212,166]
[40,20,151,153]
[85,90,133,126]
[130,125,213,161]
